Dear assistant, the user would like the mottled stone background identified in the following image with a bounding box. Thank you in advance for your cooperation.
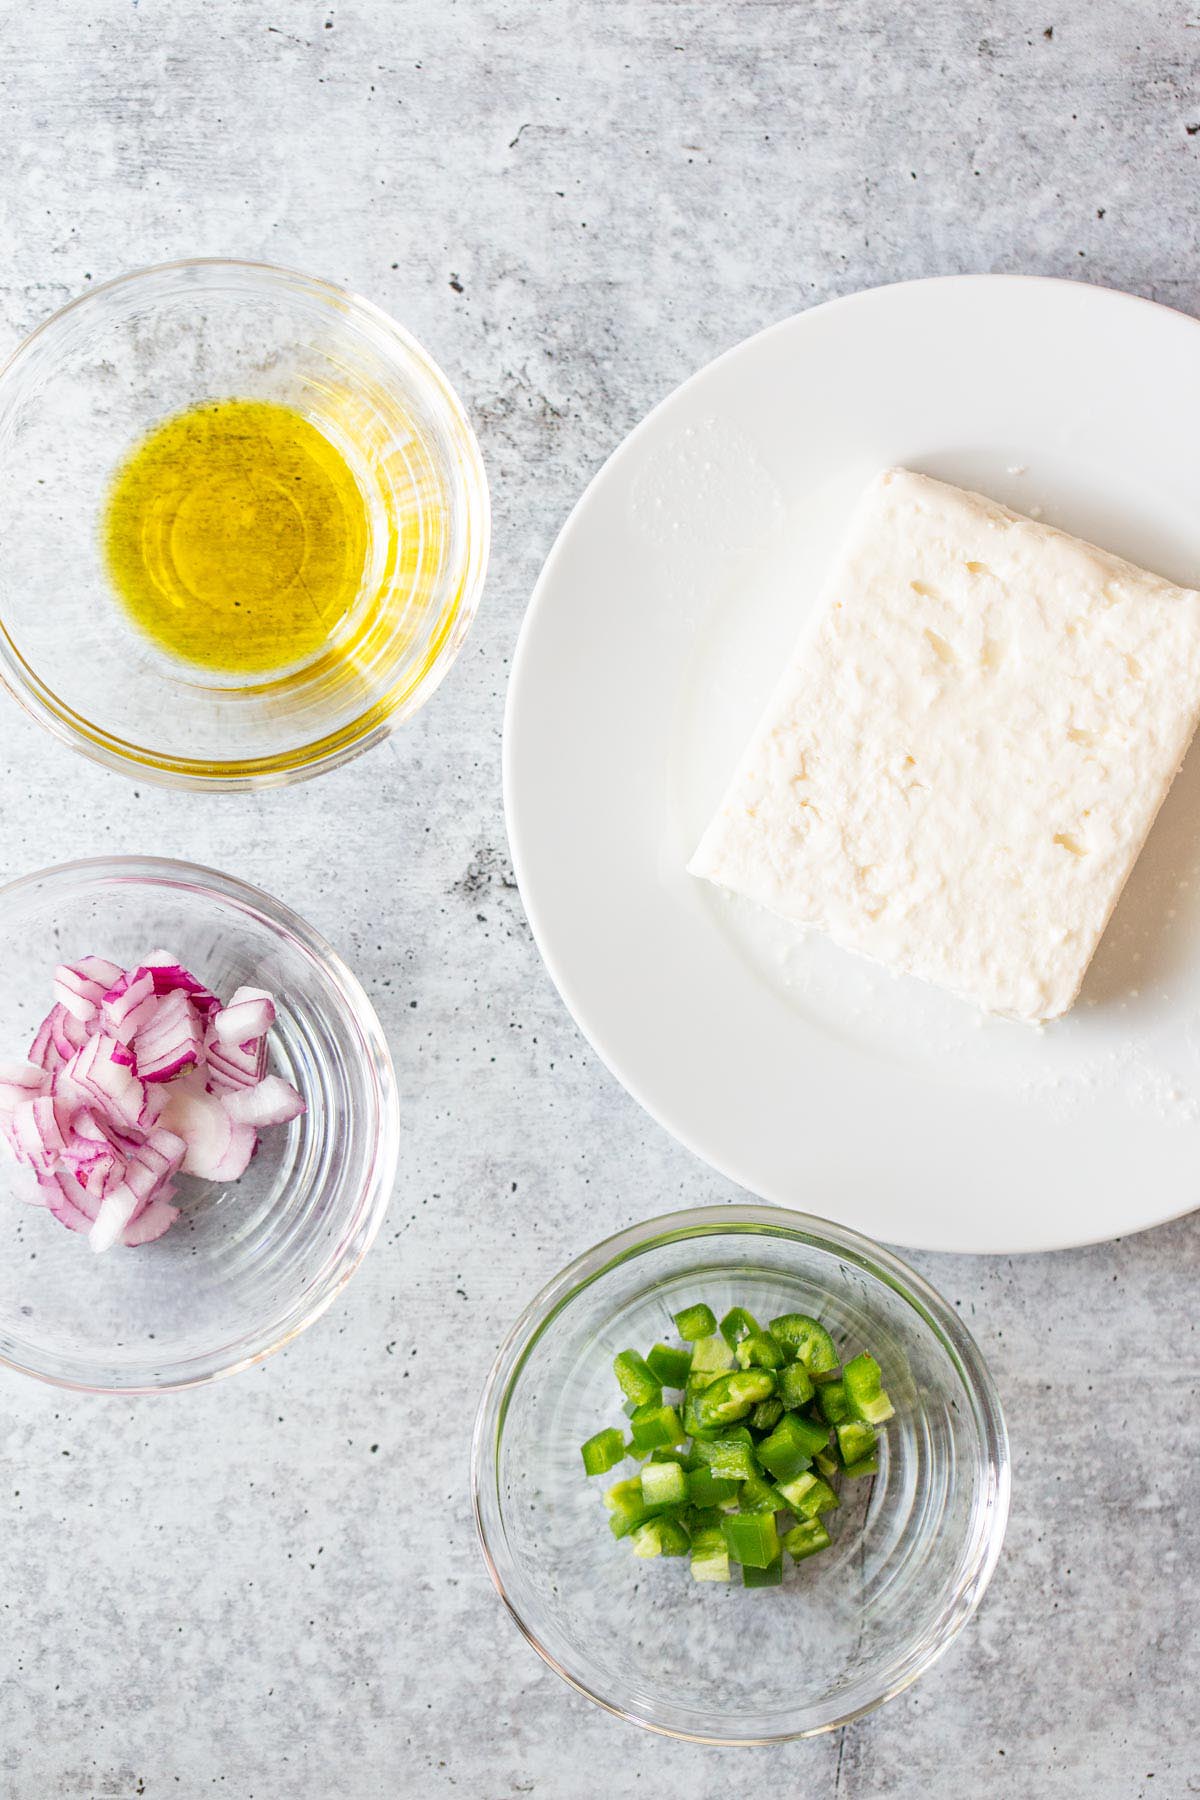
[0,2,1198,1795]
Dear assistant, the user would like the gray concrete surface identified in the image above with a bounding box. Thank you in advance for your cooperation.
[1,2,1198,1795]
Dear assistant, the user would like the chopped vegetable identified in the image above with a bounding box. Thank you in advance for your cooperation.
[741,1556,784,1588]
[693,1430,759,1483]
[690,1524,731,1582]
[721,1511,780,1569]
[640,1460,687,1508]
[627,1400,684,1454]
[0,954,304,1251]
[691,1369,776,1429]
[783,1518,832,1561]
[750,1397,783,1434]
[582,1300,893,1587]
[769,1313,839,1374]
[818,1380,850,1425]
[843,1351,896,1425]
[580,1428,625,1476]
[836,1419,879,1469]
[736,1328,785,1371]
[778,1362,816,1409]
[718,1306,759,1349]
[757,1412,826,1482]
[685,1467,738,1508]
[613,1349,661,1407]
[737,1470,779,1513]
[775,1471,839,1517]
[646,1342,692,1388]
[689,1331,735,1373]
[673,1302,717,1341]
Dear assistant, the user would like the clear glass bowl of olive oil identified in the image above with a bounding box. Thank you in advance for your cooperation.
[0,260,489,787]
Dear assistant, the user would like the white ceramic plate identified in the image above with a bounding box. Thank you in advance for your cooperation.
[504,276,1200,1253]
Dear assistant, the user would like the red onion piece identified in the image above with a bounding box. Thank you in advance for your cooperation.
[88,1180,143,1254]
[132,988,204,1083]
[143,961,220,1017]
[48,1004,91,1063]
[28,1013,65,1079]
[221,1075,305,1128]
[101,967,157,1045]
[0,1060,48,1116]
[212,988,276,1045]
[121,1194,179,1246]
[203,1028,266,1095]
[11,1095,70,1173]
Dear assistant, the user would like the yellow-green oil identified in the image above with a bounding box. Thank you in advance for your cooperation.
[102,399,370,675]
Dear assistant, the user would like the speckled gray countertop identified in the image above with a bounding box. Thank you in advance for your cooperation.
[1,3,1198,1796]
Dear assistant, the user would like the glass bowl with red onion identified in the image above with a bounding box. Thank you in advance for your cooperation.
[0,856,398,1391]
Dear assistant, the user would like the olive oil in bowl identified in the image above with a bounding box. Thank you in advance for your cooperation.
[103,398,370,676]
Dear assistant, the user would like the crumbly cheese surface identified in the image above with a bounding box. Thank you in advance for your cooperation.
[690,468,1200,1021]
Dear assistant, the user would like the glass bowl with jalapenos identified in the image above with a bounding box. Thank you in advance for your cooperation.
[472,1204,1009,1745]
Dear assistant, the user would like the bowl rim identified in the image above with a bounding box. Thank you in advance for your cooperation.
[471,1201,1011,1745]
[0,853,400,1393]
[0,256,491,790]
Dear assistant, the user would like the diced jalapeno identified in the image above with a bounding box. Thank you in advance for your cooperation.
[613,1349,661,1407]
[646,1342,693,1388]
[673,1303,717,1341]
[741,1555,784,1588]
[580,1427,625,1476]
[736,1329,785,1371]
[692,1369,776,1429]
[769,1313,839,1375]
[627,1400,684,1454]
[783,1518,832,1561]
[842,1351,895,1425]
[721,1511,781,1570]
[586,1294,890,1588]
[836,1419,878,1468]
[719,1306,760,1349]
[640,1460,687,1508]
[777,1362,816,1409]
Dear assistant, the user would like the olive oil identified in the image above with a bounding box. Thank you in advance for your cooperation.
[103,398,370,675]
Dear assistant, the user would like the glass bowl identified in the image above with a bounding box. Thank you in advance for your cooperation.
[472,1204,1009,1743]
[0,259,489,788]
[0,856,398,1391]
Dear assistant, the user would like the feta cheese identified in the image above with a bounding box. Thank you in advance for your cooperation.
[689,468,1200,1021]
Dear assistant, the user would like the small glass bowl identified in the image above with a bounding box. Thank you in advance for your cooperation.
[0,259,489,788]
[0,856,398,1391]
[472,1204,1009,1744]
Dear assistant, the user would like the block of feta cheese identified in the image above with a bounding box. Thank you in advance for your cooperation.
[689,468,1200,1021]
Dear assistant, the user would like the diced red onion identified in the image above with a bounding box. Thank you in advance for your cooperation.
[53,956,125,1024]
[49,1004,90,1062]
[203,1028,266,1095]
[132,987,204,1083]
[11,1094,70,1173]
[221,1075,305,1128]
[88,1180,144,1254]
[212,987,276,1046]
[43,1167,99,1231]
[101,967,157,1044]
[28,1013,65,1079]
[144,960,220,1017]
[121,1193,179,1246]
[0,1059,48,1117]
[2,956,302,1249]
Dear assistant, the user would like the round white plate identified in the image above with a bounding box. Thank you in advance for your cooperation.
[504,276,1200,1253]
